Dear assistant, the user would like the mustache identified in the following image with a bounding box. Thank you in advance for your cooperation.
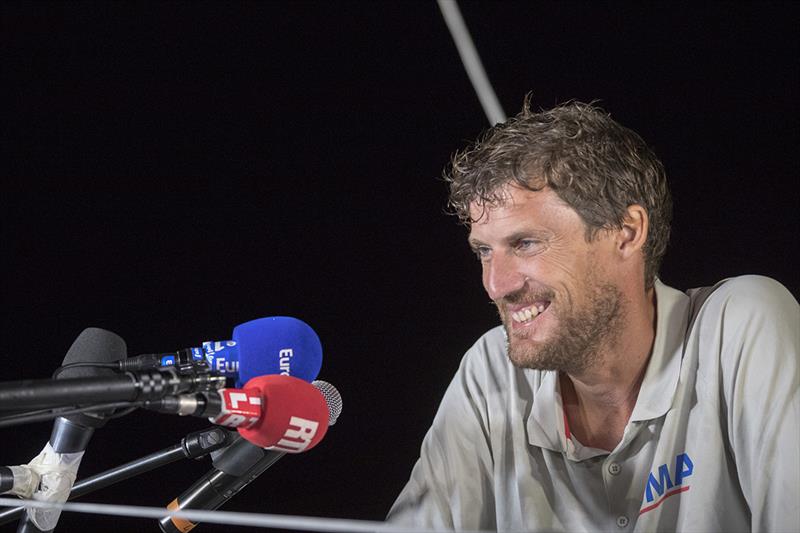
[496,287,555,305]
[496,286,555,307]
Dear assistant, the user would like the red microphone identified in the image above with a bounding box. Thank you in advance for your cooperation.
[148,375,330,452]
[157,378,341,533]
[237,374,330,452]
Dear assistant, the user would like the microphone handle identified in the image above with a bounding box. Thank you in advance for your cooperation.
[16,417,96,532]
[0,370,224,411]
[0,467,13,493]
[159,442,285,533]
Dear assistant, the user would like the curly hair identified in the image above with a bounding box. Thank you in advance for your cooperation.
[445,98,672,289]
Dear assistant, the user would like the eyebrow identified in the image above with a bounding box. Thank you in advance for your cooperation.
[467,237,485,250]
[468,229,551,249]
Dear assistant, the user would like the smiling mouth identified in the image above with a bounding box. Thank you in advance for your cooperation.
[510,301,551,324]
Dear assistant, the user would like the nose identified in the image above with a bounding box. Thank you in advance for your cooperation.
[483,253,526,301]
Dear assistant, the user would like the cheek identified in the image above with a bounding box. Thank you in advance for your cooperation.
[523,253,580,287]
[543,252,582,280]
[480,265,492,294]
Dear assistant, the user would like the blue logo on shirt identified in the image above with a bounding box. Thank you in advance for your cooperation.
[644,453,693,505]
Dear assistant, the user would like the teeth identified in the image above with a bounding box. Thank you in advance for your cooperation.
[512,305,540,323]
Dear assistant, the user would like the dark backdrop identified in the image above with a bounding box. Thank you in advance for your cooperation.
[2,2,798,532]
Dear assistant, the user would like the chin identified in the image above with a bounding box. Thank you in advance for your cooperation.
[506,337,552,370]
[506,332,594,374]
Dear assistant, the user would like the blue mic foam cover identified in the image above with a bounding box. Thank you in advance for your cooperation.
[232,316,322,387]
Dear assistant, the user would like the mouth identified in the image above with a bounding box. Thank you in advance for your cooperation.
[509,301,551,325]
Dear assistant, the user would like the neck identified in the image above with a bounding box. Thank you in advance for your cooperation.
[561,286,657,450]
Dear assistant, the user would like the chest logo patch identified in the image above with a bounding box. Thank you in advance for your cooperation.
[639,452,693,515]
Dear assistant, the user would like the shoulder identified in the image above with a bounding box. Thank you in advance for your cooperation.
[424,327,510,445]
[693,275,799,328]
[705,275,796,305]
[452,325,544,405]
[464,325,507,363]
[689,276,799,382]
[458,325,516,385]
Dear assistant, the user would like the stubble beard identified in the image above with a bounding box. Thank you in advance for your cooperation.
[500,278,625,375]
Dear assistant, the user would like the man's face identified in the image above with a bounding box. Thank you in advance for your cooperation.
[467,185,624,374]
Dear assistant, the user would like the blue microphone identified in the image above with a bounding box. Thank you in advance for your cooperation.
[120,317,322,387]
[230,316,322,387]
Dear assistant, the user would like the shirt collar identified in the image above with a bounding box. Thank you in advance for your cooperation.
[629,279,689,422]
[525,279,690,451]
[526,371,608,460]
[526,370,566,453]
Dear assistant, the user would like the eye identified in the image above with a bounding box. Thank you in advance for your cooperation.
[516,239,542,254]
[472,245,492,261]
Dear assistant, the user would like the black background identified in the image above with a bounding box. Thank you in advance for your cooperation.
[2,2,798,532]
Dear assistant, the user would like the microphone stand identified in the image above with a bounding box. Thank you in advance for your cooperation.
[0,427,235,526]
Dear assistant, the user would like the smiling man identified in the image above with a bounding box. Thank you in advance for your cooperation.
[388,101,799,531]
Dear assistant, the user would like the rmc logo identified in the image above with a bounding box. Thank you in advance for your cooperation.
[640,453,694,514]
[269,416,319,453]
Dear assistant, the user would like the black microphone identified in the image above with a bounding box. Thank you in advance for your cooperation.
[16,328,127,533]
[158,380,342,533]
[0,366,225,412]
[0,466,30,496]
[0,467,13,493]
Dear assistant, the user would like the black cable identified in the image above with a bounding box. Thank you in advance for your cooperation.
[106,406,139,419]
[0,401,141,429]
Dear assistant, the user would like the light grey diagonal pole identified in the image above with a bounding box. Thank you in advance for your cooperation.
[437,0,506,125]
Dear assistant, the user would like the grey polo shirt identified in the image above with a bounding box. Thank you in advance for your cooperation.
[388,276,799,532]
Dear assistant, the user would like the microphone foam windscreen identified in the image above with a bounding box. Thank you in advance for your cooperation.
[237,375,329,452]
[58,327,128,426]
[60,327,128,378]
[232,316,322,388]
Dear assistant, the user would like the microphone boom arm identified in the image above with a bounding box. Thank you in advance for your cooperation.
[0,369,225,411]
[0,427,235,526]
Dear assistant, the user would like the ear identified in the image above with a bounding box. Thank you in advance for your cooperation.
[616,204,648,259]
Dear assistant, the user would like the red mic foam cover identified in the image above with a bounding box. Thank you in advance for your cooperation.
[237,375,330,452]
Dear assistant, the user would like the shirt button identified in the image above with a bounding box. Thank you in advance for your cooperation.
[608,462,621,475]
[616,515,629,528]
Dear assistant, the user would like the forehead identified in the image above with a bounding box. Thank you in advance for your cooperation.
[467,186,581,240]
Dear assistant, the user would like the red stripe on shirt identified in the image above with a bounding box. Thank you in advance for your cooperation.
[639,485,691,515]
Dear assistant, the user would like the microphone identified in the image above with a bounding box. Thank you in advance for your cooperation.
[119,316,323,386]
[158,380,342,533]
[0,366,224,412]
[149,375,332,450]
[17,328,127,533]
[0,466,33,497]
[0,317,323,413]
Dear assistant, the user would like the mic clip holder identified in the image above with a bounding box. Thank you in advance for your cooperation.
[118,348,214,377]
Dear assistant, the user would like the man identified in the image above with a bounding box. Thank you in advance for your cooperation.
[387,101,799,532]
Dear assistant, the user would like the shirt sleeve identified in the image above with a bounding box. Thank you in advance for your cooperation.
[386,340,497,530]
[713,276,800,532]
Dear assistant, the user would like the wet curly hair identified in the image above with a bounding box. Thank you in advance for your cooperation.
[445,98,672,289]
